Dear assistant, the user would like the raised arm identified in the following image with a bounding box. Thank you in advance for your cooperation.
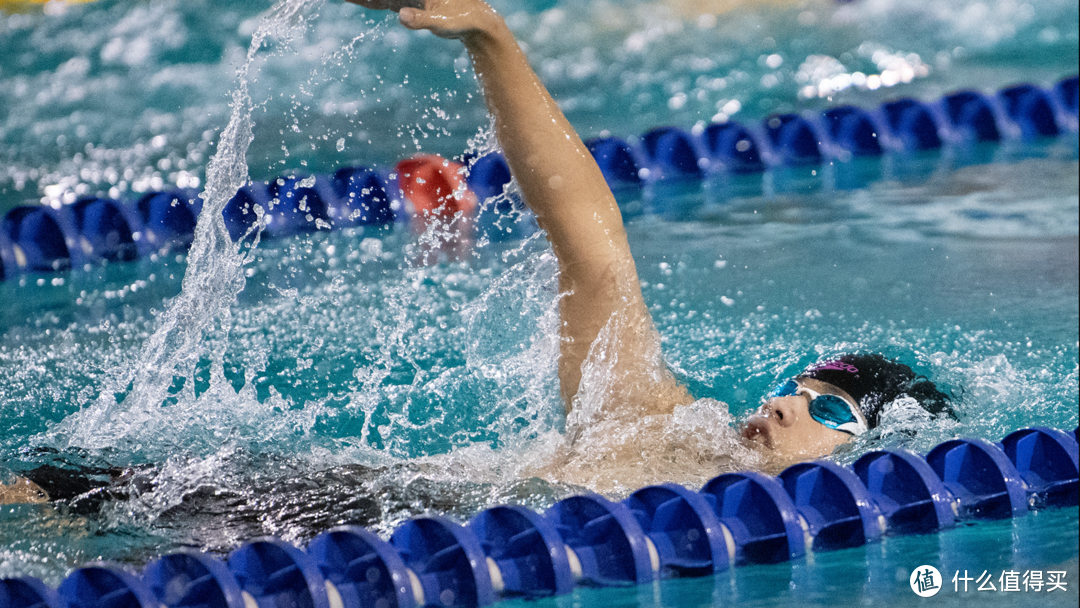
[349,0,693,417]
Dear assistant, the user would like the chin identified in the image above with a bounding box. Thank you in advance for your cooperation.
[740,419,773,451]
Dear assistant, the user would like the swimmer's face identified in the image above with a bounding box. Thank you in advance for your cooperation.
[741,377,857,463]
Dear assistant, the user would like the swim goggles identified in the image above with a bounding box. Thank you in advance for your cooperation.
[767,379,869,436]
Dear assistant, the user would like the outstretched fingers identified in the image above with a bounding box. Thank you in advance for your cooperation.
[346,0,498,39]
[397,7,439,30]
[403,0,499,39]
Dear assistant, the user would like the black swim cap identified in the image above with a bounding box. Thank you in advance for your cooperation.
[799,353,953,428]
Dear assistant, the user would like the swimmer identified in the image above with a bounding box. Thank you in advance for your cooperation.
[344,0,953,478]
[0,0,953,504]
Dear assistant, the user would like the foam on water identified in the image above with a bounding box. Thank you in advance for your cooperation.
[44,0,328,459]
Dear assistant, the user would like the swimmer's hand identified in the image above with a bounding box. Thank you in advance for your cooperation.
[345,0,501,40]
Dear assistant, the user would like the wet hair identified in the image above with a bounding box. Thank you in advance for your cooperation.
[799,353,954,429]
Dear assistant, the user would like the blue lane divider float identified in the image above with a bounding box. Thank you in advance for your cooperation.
[2,206,74,273]
[821,106,884,157]
[624,483,730,577]
[777,460,885,551]
[1000,427,1080,508]
[640,127,707,180]
[764,113,824,166]
[228,538,331,608]
[0,578,63,608]
[56,565,159,608]
[699,471,805,565]
[68,198,140,263]
[331,167,398,227]
[144,551,248,608]
[135,190,202,252]
[852,449,956,535]
[546,494,657,587]
[223,179,322,242]
[880,99,943,151]
[1056,76,1079,130]
[701,122,766,173]
[2,74,1076,281]
[468,505,575,598]
[2,426,1078,608]
[390,515,495,608]
[585,137,644,189]
[940,91,1002,143]
[464,153,535,242]
[998,84,1061,140]
[307,526,419,608]
[273,176,333,229]
[925,437,1029,520]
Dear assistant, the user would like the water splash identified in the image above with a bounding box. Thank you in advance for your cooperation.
[48,0,327,456]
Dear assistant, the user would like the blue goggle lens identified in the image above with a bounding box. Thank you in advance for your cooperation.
[767,379,862,433]
[808,394,859,429]
[769,379,799,398]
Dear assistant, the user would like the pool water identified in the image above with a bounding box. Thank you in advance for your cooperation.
[1,0,1078,605]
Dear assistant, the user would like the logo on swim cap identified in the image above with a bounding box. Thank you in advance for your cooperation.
[807,360,859,375]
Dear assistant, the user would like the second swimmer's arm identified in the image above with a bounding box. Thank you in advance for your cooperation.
[350,0,693,414]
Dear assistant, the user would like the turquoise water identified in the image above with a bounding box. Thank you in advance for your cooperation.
[1,0,1078,605]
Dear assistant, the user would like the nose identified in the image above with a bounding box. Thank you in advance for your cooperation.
[765,397,800,428]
